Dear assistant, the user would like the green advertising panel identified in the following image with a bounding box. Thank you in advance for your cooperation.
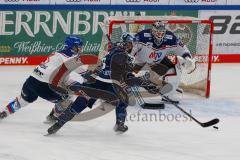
[0,10,197,56]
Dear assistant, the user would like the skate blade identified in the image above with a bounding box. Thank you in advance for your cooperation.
[44,133,52,136]
[44,132,57,136]
[43,120,56,125]
[115,131,126,135]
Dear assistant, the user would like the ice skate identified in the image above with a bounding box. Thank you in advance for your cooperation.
[44,109,58,124]
[47,121,64,135]
[0,111,7,119]
[114,120,128,133]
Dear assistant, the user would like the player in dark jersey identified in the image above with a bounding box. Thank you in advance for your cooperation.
[47,33,155,135]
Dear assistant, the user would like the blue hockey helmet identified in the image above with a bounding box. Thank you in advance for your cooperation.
[65,35,83,49]
[63,35,83,56]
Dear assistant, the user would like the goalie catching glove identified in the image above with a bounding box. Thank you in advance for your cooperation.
[177,56,196,74]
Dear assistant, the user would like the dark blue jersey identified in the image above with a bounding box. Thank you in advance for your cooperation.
[97,46,142,87]
[135,29,178,49]
[98,47,127,80]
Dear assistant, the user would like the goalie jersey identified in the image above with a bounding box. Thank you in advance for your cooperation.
[131,29,191,64]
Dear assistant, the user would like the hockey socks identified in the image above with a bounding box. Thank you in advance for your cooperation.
[47,96,88,134]
[1,96,29,118]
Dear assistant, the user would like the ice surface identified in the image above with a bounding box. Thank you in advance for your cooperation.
[0,64,240,160]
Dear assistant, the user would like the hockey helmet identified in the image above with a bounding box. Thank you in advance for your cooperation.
[64,35,83,56]
[151,21,166,45]
[120,32,135,53]
[65,35,83,49]
[120,32,135,43]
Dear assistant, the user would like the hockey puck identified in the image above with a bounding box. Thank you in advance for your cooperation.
[213,126,219,130]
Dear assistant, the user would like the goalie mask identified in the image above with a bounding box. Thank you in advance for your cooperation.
[64,35,84,57]
[151,21,166,46]
[119,32,135,53]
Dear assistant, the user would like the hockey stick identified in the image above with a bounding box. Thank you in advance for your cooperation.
[130,86,145,107]
[160,94,219,128]
[139,75,220,127]
[130,86,165,109]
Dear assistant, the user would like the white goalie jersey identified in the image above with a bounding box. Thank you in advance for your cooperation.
[131,29,191,65]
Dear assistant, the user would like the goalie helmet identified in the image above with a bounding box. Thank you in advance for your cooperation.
[151,21,166,46]
[64,35,83,57]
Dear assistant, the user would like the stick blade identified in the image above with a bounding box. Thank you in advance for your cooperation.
[201,118,220,128]
[142,103,165,110]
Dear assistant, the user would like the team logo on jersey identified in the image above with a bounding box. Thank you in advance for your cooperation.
[125,0,141,2]
[149,51,162,61]
[166,24,192,45]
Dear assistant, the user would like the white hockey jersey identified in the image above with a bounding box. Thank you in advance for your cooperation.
[31,52,84,88]
[131,29,191,64]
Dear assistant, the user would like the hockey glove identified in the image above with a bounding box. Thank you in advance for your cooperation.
[177,56,196,74]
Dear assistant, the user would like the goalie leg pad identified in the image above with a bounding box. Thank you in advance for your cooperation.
[162,62,183,101]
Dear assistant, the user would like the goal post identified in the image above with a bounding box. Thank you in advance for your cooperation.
[103,16,213,98]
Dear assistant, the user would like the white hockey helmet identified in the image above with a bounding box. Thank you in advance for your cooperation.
[151,21,166,46]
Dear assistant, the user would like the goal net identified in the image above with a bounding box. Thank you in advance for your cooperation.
[99,16,213,98]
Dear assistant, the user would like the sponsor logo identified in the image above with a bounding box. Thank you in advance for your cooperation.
[183,0,217,3]
[66,0,101,2]
[149,51,162,61]
[4,0,40,2]
[0,46,11,53]
[202,0,217,2]
[144,33,151,37]
[65,0,100,2]
[184,0,199,3]
[126,0,141,2]
[4,0,20,2]
[165,35,173,40]
[143,0,160,2]
[66,0,82,2]
[0,57,28,65]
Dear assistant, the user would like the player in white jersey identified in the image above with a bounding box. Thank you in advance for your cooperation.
[131,21,196,102]
[0,35,87,119]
